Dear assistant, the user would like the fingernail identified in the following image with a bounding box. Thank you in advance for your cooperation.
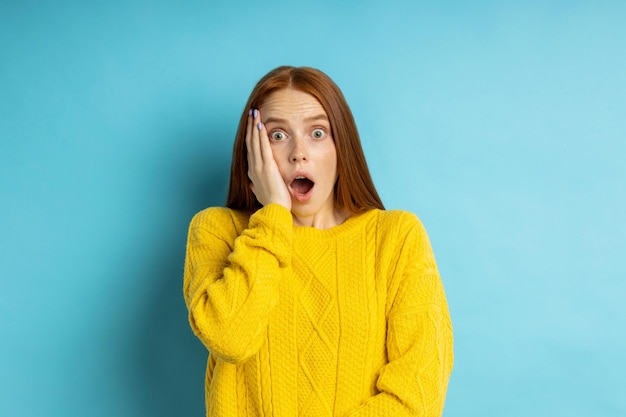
[253,109,259,118]
[257,122,262,131]
[248,109,252,116]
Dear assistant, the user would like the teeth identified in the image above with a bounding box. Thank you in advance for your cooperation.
[296,176,306,180]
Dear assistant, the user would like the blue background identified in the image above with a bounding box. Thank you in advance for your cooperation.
[1,1,625,416]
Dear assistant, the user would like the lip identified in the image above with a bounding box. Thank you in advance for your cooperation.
[287,170,315,203]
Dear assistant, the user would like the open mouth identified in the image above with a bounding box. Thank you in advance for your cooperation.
[290,176,315,198]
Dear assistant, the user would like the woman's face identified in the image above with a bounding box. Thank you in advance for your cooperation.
[260,88,339,225]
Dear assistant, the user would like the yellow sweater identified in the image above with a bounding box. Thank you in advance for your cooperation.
[183,204,453,417]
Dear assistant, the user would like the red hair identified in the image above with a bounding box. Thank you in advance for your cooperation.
[226,66,384,214]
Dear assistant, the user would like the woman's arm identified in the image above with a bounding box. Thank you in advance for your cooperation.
[183,204,293,364]
[184,106,294,364]
[344,219,454,417]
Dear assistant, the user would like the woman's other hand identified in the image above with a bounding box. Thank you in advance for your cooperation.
[246,109,292,210]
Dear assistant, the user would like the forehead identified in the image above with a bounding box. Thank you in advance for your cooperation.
[261,89,328,120]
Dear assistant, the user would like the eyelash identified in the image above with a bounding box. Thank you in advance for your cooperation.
[270,131,287,141]
[311,128,326,139]
[269,128,328,141]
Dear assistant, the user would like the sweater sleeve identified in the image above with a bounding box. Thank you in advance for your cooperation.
[344,217,454,417]
[183,204,293,364]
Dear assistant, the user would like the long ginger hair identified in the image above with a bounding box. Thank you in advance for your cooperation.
[226,66,384,214]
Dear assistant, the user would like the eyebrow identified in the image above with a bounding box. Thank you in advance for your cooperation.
[263,114,329,125]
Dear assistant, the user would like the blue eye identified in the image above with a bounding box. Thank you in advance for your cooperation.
[312,128,326,139]
[270,131,286,141]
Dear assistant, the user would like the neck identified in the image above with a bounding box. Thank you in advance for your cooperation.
[291,207,350,230]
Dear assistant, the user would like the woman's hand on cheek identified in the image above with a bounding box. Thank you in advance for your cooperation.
[246,109,292,211]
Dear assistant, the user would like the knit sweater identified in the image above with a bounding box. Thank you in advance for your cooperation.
[183,204,453,417]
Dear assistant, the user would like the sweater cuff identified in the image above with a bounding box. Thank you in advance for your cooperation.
[254,203,293,224]
[248,204,293,267]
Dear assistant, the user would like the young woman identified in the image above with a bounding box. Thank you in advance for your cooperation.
[183,66,453,417]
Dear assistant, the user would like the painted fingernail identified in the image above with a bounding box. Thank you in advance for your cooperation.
[253,109,259,118]
[248,109,252,116]
[257,122,263,131]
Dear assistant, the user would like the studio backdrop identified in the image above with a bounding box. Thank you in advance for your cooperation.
[1,1,625,416]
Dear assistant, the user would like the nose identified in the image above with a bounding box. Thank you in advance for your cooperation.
[289,137,308,162]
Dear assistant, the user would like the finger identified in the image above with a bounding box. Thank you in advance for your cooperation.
[257,121,274,166]
[245,109,254,168]
[250,108,263,164]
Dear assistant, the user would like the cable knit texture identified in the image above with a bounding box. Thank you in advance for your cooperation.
[183,204,453,417]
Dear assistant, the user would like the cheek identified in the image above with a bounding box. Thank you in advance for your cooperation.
[323,146,338,174]
[270,147,289,175]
